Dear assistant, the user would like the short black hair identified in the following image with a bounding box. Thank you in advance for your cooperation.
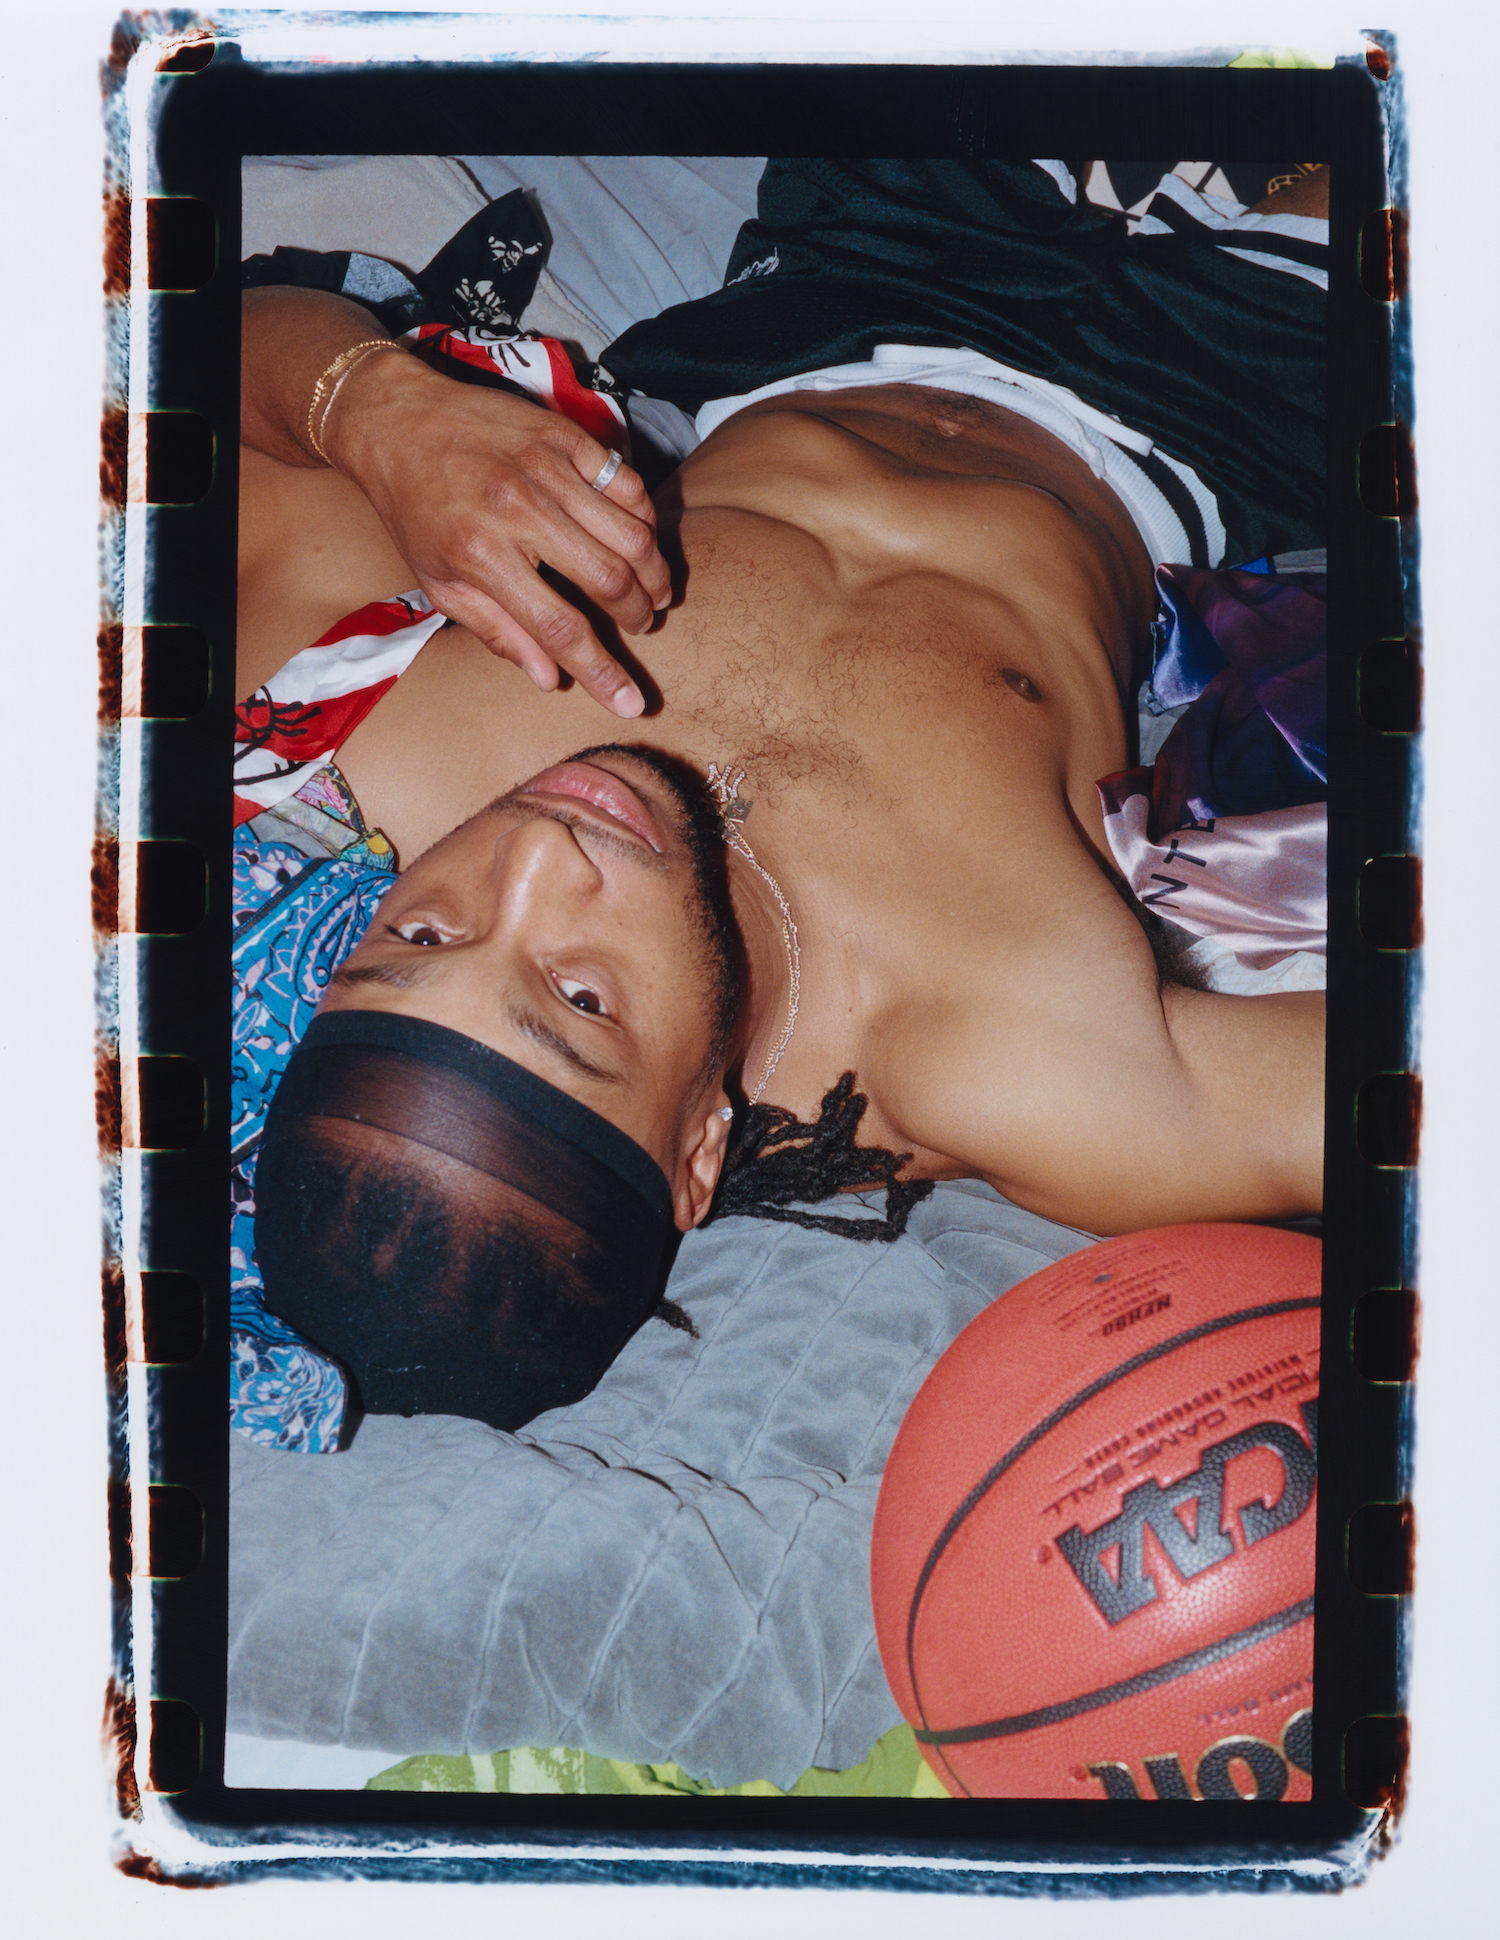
[255,1117,666,1431]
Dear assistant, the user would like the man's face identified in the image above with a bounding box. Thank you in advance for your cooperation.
[318,747,739,1187]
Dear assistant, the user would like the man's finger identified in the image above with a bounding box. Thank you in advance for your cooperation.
[565,432,653,512]
[428,574,645,718]
[598,486,673,612]
[438,493,648,643]
[449,475,660,639]
[550,465,674,614]
[514,579,647,716]
[596,453,656,522]
[558,439,673,610]
[426,491,659,674]
[528,506,663,639]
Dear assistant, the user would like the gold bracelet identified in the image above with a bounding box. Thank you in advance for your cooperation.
[306,338,403,463]
[312,345,402,463]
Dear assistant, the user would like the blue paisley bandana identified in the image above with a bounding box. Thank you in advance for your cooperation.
[231,766,396,1452]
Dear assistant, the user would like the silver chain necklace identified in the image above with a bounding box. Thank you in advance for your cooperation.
[706,762,801,1105]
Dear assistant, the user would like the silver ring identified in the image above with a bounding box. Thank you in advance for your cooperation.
[590,449,623,493]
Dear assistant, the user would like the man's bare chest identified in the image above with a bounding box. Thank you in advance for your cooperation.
[648,533,1063,816]
[336,537,1121,873]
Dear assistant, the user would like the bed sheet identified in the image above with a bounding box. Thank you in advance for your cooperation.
[242,153,764,362]
[459,154,765,355]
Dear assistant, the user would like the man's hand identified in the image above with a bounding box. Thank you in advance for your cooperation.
[241,287,669,717]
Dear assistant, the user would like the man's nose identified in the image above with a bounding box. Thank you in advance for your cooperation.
[483,812,605,935]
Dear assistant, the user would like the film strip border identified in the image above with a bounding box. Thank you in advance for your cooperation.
[96,30,1418,1879]
[1321,23,1420,1843]
[97,22,220,1876]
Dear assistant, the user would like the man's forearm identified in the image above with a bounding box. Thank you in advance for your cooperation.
[236,283,666,715]
[240,285,398,468]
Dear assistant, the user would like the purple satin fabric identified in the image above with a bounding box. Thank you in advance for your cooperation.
[1149,563,1326,837]
[1096,561,1329,965]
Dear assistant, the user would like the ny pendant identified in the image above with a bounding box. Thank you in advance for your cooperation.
[706,761,752,833]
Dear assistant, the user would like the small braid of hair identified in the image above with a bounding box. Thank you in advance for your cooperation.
[707,1070,935,1243]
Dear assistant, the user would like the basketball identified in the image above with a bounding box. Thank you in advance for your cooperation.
[871,1224,1320,1800]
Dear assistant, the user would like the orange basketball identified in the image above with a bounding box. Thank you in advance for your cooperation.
[871,1224,1319,1800]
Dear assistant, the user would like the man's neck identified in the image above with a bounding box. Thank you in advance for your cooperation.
[725,840,796,1104]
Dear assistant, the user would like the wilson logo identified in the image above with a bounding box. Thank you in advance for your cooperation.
[1087,1707,1313,1799]
[1101,1293,1171,1338]
[1056,1402,1318,1626]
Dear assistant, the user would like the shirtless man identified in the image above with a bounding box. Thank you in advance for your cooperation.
[239,198,1325,1246]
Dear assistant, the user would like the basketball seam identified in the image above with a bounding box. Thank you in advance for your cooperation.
[903,1295,1320,1756]
[914,1595,1316,1746]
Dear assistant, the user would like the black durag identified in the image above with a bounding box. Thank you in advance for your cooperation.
[253,1009,675,1431]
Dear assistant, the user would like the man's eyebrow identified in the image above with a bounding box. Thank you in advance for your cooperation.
[507,1003,626,1087]
[328,959,441,992]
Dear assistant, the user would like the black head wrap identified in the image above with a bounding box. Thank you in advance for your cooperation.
[253,1009,675,1431]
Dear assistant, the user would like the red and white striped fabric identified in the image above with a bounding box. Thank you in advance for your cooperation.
[233,593,446,826]
[407,324,630,456]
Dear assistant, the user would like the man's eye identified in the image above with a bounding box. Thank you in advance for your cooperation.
[555,977,607,1017]
[389,922,448,946]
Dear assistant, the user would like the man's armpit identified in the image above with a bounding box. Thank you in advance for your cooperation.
[1099,862,1213,995]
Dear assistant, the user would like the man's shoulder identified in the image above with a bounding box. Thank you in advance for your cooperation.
[867,919,1322,1232]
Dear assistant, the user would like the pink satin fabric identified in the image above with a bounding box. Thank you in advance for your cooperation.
[1097,769,1326,968]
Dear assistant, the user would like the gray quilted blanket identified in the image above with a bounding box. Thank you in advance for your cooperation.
[229,1180,1095,1789]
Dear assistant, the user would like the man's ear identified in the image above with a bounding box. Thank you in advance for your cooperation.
[671,1095,734,1232]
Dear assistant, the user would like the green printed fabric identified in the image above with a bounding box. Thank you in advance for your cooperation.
[367,1723,951,1798]
[1226,48,1335,68]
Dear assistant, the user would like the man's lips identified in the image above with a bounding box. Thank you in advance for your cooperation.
[516,761,664,851]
